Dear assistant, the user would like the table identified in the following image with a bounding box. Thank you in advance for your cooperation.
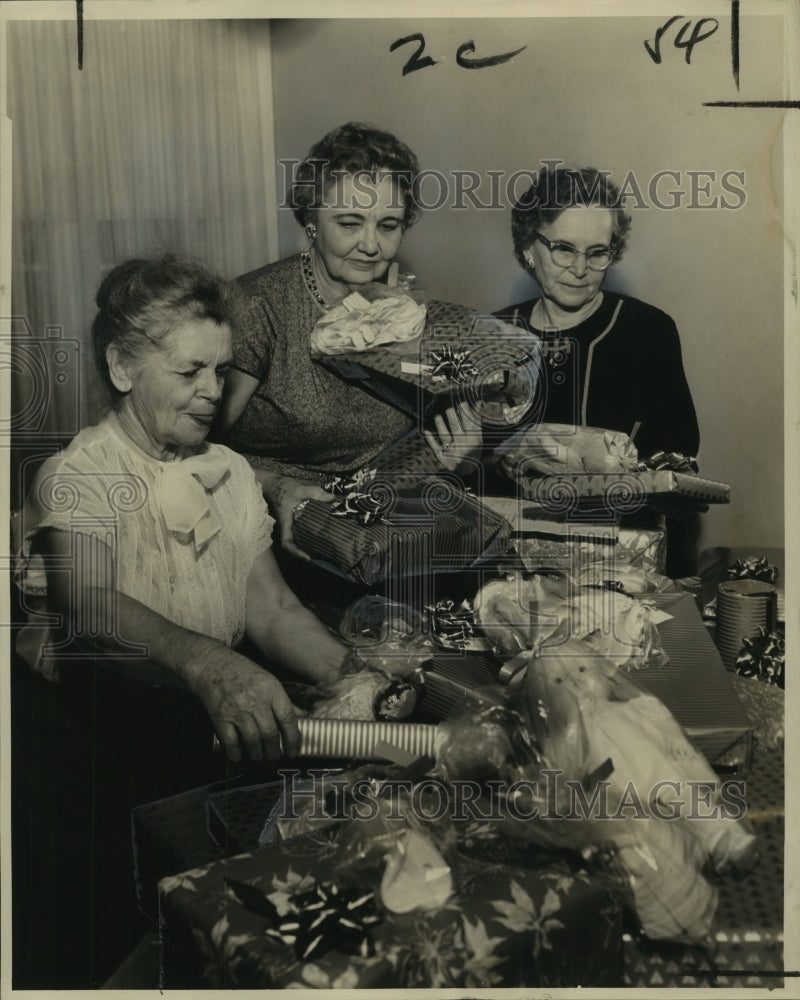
[623,746,784,988]
[122,740,784,990]
[119,548,785,988]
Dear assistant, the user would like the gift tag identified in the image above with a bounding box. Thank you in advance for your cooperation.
[341,291,372,313]
[647,607,674,626]
[400,360,427,376]
[380,829,453,913]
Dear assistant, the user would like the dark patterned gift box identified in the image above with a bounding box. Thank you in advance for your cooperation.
[293,475,513,586]
[158,830,623,989]
[321,299,541,427]
[519,469,731,506]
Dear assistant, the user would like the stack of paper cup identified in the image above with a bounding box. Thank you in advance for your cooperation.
[715,579,778,670]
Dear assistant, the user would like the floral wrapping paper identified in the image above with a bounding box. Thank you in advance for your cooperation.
[158,828,622,989]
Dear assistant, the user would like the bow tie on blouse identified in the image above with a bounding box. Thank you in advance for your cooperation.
[157,451,231,550]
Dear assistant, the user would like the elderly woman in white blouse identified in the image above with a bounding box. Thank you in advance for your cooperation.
[16,252,350,764]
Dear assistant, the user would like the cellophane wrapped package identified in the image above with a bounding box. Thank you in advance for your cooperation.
[496,422,639,479]
[503,637,757,942]
[472,569,670,670]
[310,281,427,357]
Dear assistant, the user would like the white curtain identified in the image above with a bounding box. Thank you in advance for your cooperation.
[8,18,278,434]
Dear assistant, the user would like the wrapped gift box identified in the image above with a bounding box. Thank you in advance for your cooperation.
[293,477,513,586]
[636,592,752,767]
[699,545,786,623]
[206,781,286,854]
[423,593,752,769]
[158,830,623,989]
[520,470,730,507]
[133,780,234,921]
[481,496,668,576]
[322,299,540,426]
[368,429,485,479]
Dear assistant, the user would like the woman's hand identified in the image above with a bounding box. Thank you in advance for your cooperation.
[258,472,335,561]
[38,529,304,763]
[424,401,483,475]
[188,644,302,763]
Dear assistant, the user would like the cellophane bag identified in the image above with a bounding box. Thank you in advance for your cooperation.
[565,586,671,670]
[496,635,759,943]
[337,594,434,678]
[472,569,670,670]
[433,704,535,785]
[495,422,640,479]
[331,788,459,914]
[307,667,420,722]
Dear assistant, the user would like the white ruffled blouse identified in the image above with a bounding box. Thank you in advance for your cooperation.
[15,412,274,679]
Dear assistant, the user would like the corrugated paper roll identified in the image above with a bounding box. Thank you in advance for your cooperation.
[716,579,778,670]
[298,717,439,760]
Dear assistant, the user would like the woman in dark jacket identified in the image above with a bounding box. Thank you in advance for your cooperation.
[495,163,699,460]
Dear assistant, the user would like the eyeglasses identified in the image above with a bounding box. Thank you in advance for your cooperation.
[533,233,615,271]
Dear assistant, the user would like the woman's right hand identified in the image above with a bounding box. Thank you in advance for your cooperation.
[187,645,302,762]
[259,473,335,561]
[424,401,483,475]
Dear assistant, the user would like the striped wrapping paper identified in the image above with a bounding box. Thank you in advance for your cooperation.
[293,478,513,586]
[297,717,439,760]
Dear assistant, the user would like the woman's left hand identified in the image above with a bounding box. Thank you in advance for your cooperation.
[424,401,483,474]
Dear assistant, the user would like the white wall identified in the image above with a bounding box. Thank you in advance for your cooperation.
[6,18,279,433]
[270,15,786,553]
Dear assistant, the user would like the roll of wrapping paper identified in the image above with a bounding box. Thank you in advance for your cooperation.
[715,579,778,670]
[298,717,440,760]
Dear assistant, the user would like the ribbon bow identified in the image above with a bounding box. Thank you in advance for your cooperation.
[324,469,390,526]
[157,450,231,550]
[428,345,480,383]
[726,556,779,585]
[636,451,699,473]
[426,598,477,647]
[225,877,381,961]
[735,626,785,689]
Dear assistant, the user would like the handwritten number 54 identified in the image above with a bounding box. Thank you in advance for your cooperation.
[645,17,719,65]
[390,33,527,76]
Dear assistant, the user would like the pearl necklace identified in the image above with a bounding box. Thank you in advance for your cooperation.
[300,250,330,311]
